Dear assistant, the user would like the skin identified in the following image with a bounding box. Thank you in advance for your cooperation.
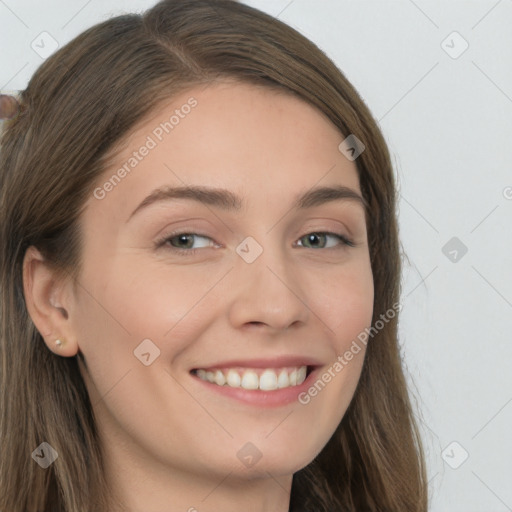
[23,81,374,512]
[0,94,19,119]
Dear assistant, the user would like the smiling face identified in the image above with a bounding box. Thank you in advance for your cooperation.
[67,80,373,503]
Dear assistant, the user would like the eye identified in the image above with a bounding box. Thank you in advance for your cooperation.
[156,232,218,255]
[296,232,355,250]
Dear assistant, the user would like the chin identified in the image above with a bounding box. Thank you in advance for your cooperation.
[228,443,321,481]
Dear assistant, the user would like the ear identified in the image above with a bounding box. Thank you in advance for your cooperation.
[22,246,79,357]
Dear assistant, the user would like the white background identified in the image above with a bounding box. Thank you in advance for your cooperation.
[1,1,511,510]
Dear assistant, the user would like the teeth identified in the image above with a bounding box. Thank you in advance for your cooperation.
[277,369,290,388]
[214,370,226,386]
[241,370,259,390]
[226,369,241,388]
[297,366,307,384]
[194,366,308,390]
[259,369,278,391]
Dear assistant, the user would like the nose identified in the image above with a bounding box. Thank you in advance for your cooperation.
[227,240,310,333]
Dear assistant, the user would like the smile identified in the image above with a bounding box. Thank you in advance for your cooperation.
[192,366,308,390]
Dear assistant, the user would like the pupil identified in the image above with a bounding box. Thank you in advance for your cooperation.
[308,233,321,247]
[179,234,192,248]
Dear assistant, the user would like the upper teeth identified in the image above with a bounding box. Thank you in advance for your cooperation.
[195,366,308,390]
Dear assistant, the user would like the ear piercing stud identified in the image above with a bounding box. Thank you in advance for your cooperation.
[55,339,64,348]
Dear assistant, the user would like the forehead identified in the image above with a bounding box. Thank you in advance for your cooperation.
[87,81,361,221]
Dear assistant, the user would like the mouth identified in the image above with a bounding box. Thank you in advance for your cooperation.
[190,365,315,391]
[189,356,323,407]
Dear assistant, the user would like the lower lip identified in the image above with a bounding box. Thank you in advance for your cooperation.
[190,367,320,407]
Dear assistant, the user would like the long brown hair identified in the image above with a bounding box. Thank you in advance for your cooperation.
[0,1,428,510]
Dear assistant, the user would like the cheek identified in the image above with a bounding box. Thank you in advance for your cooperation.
[311,258,374,345]
[77,254,205,340]
[104,261,229,351]
[297,258,373,418]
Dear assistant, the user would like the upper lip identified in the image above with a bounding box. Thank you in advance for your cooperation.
[191,356,324,371]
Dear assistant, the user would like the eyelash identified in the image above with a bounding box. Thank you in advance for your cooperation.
[155,230,356,256]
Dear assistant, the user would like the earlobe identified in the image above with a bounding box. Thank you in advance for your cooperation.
[22,246,78,357]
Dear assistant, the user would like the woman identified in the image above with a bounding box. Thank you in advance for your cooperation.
[0,1,428,511]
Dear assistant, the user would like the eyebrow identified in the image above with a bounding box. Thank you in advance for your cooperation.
[127,184,368,222]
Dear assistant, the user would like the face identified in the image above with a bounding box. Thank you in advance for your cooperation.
[69,81,373,488]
